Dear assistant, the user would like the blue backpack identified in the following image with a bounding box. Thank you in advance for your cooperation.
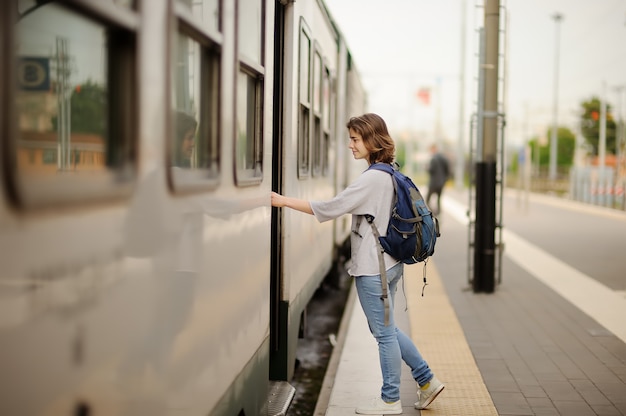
[361,163,440,325]
[367,163,439,264]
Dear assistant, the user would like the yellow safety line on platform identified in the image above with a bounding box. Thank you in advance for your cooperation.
[405,261,498,415]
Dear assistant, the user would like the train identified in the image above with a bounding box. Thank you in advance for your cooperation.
[0,0,367,415]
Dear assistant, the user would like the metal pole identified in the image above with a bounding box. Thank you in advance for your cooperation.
[473,0,499,294]
[549,13,563,181]
[615,86,625,209]
[456,0,467,189]
[482,1,499,162]
[476,28,486,161]
[599,81,607,206]
[56,37,67,170]
[615,86,625,172]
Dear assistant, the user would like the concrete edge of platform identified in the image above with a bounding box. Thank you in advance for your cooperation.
[313,277,357,416]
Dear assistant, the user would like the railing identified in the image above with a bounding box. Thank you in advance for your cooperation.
[505,166,626,211]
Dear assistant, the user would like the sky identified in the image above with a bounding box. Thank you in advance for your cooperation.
[324,0,626,151]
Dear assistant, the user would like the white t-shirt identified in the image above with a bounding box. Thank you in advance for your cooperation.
[310,168,399,276]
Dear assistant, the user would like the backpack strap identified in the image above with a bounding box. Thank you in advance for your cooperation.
[364,214,391,326]
[361,163,397,327]
[367,162,395,175]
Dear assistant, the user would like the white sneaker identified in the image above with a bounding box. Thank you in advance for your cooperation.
[355,396,402,414]
[414,376,444,409]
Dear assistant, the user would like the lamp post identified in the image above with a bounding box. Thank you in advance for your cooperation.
[456,0,467,190]
[615,86,626,209]
[549,12,563,181]
[615,86,625,173]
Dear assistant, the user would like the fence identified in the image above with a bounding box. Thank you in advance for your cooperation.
[505,166,626,211]
[570,166,626,210]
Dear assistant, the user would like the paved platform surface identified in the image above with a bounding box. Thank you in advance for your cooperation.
[315,190,626,415]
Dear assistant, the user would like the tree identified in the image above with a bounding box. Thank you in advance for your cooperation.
[52,79,107,137]
[580,97,616,156]
[553,126,576,166]
[521,126,575,171]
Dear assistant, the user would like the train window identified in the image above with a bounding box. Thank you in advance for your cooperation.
[322,66,332,176]
[235,0,264,186]
[170,1,222,191]
[313,52,322,115]
[312,50,322,177]
[174,0,221,34]
[170,32,221,190]
[235,69,263,183]
[297,26,311,178]
[10,1,137,208]
[238,0,262,65]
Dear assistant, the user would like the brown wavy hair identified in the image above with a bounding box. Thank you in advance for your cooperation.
[346,113,395,165]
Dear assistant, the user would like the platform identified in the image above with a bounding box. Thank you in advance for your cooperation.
[315,190,626,416]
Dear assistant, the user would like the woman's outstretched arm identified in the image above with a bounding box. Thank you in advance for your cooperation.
[271,192,313,215]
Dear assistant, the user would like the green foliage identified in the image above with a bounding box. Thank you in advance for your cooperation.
[580,96,616,155]
[52,79,107,136]
[522,126,575,169]
[396,141,406,168]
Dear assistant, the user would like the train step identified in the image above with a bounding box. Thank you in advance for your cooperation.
[267,380,295,416]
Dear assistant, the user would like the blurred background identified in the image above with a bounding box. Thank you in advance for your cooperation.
[325,0,626,204]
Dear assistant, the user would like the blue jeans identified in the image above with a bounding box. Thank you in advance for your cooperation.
[355,262,433,402]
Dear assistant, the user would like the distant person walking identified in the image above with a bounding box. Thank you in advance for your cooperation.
[426,144,450,215]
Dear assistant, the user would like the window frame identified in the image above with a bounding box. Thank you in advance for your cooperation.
[297,20,312,179]
[5,1,139,209]
[321,63,333,176]
[311,47,323,177]
[169,1,223,193]
[233,0,265,187]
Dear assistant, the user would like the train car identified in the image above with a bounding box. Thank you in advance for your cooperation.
[269,0,367,382]
[0,0,366,415]
[332,38,369,257]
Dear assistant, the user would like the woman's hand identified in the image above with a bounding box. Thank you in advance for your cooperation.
[271,192,313,215]
[271,191,286,207]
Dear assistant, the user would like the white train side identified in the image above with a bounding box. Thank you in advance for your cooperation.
[0,0,366,415]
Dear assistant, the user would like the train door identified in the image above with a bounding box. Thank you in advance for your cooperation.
[269,0,287,381]
[269,0,348,383]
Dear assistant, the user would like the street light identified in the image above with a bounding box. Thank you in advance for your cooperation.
[614,85,625,207]
[615,86,625,168]
[549,12,563,181]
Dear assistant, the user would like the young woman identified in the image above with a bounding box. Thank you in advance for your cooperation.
[271,113,444,414]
